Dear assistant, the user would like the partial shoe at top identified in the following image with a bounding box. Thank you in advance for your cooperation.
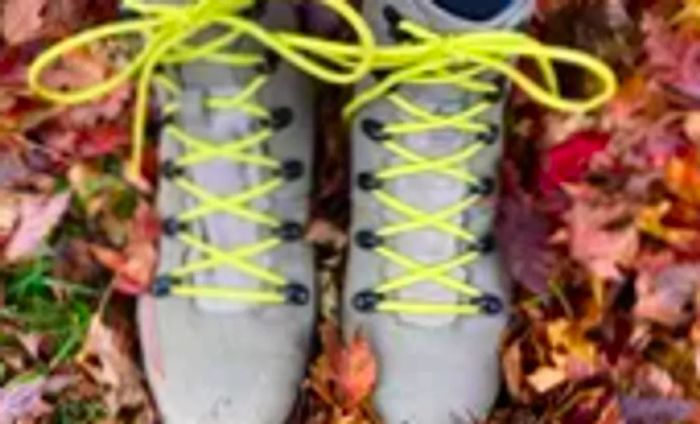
[343,0,615,422]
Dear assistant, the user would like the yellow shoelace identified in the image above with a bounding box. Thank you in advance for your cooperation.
[29,0,376,306]
[29,1,618,312]
[336,10,618,316]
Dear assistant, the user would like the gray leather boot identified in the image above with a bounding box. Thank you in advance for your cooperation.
[136,1,315,422]
[343,0,535,422]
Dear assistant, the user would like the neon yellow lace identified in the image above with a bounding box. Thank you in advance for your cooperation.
[29,0,376,306]
[339,15,618,316]
[29,1,618,312]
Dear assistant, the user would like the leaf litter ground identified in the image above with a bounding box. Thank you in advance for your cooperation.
[2,0,700,423]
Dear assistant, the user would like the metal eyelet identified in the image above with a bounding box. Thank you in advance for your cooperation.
[355,230,384,250]
[357,172,383,191]
[282,282,310,306]
[118,8,140,20]
[469,177,496,196]
[353,290,384,313]
[275,221,304,242]
[383,6,411,41]
[275,159,304,181]
[361,118,391,143]
[255,49,280,74]
[147,116,174,139]
[483,76,507,102]
[152,275,177,298]
[262,107,294,131]
[162,216,186,237]
[471,234,496,254]
[161,159,185,180]
[477,123,500,145]
[242,0,267,18]
[470,294,504,315]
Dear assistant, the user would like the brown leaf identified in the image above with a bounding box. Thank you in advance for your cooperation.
[502,338,527,402]
[78,317,148,418]
[89,201,158,295]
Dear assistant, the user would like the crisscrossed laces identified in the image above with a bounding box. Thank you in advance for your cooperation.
[339,9,618,316]
[29,0,377,306]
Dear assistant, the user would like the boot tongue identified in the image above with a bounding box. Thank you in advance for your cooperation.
[180,89,269,315]
[389,87,469,327]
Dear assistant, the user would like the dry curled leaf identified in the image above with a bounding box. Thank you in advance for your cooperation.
[78,317,149,418]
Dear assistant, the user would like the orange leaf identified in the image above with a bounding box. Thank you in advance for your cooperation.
[315,322,377,411]
[337,333,377,410]
[665,155,700,206]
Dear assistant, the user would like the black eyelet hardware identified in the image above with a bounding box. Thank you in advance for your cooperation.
[147,116,174,139]
[477,123,500,145]
[470,294,504,315]
[161,159,185,180]
[353,290,384,313]
[152,275,177,298]
[382,5,402,26]
[383,6,411,41]
[275,159,304,181]
[242,0,267,18]
[282,282,310,306]
[118,8,140,20]
[275,221,304,242]
[255,49,280,74]
[355,230,384,250]
[361,118,391,143]
[372,70,390,82]
[262,107,294,131]
[484,76,507,102]
[469,177,496,196]
[471,234,496,254]
[358,172,383,191]
[162,216,186,237]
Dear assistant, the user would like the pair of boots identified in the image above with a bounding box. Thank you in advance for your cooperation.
[29,0,616,422]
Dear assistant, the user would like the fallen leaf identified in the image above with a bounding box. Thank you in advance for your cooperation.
[527,366,567,393]
[558,185,639,280]
[502,338,527,402]
[619,396,698,424]
[636,202,700,250]
[546,319,599,375]
[683,111,700,145]
[0,378,52,424]
[337,333,377,410]
[634,264,700,327]
[539,131,610,194]
[89,201,158,295]
[665,154,700,206]
[497,193,556,294]
[4,192,71,262]
[312,322,377,411]
[78,317,149,417]
[2,0,49,45]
